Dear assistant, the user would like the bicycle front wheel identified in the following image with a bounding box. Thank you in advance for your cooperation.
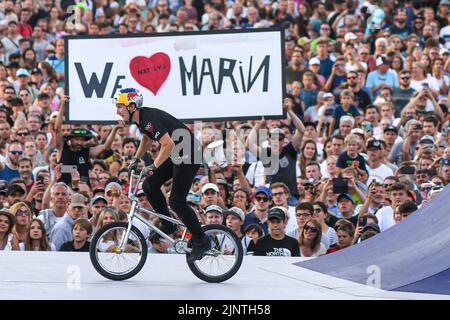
[187,224,243,283]
[89,222,148,281]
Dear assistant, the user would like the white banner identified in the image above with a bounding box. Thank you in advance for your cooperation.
[65,29,285,123]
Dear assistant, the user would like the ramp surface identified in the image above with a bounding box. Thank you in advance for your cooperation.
[297,185,450,295]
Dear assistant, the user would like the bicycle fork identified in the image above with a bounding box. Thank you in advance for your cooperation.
[118,200,137,252]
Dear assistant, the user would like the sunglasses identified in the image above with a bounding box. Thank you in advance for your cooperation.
[272,192,285,197]
[16,209,30,217]
[401,77,410,80]
[10,150,23,155]
[255,196,269,202]
[347,76,356,80]
[384,183,392,189]
[304,225,318,233]
[313,208,322,214]
[17,132,29,136]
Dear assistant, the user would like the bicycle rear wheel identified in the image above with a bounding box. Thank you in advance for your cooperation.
[187,224,243,283]
[90,222,148,281]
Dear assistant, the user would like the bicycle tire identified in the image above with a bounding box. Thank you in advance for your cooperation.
[90,221,148,281]
[187,224,243,283]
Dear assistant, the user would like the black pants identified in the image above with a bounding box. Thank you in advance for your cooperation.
[142,159,203,239]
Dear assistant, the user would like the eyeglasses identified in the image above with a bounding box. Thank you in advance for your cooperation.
[272,192,285,197]
[255,196,269,202]
[296,212,312,218]
[304,225,318,233]
[10,150,23,155]
[16,209,30,217]
[313,208,322,214]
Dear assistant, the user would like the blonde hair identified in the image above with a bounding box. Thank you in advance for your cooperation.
[298,218,322,253]
[344,133,362,146]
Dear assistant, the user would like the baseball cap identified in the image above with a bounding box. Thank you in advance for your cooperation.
[6,184,26,196]
[419,135,435,145]
[268,207,286,221]
[201,183,219,194]
[193,175,204,182]
[384,124,398,133]
[351,128,364,135]
[367,139,382,150]
[37,93,50,100]
[204,204,223,215]
[90,195,107,206]
[440,0,450,6]
[255,186,272,198]
[0,180,8,195]
[31,67,42,75]
[376,56,388,67]
[344,33,358,42]
[323,92,334,99]
[440,48,450,56]
[105,181,121,193]
[362,223,380,234]
[297,36,311,46]
[223,207,245,221]
[16,68,30,77]
[337,193,354,204]
[309,57,321,66]
[70,193,86,209]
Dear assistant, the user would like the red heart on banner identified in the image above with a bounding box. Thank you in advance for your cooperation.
[129,53,171,95]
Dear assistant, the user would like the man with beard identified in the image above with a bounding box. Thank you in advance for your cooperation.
[345,70,372,113]
[285,50,306,85]
[0,86,16,126]
[0,142,23,181]
[389,8,413,38]
[17,157,34,192]
[55,95,122,185]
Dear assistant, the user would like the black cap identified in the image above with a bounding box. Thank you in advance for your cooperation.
[384,125,398,134]
[367,139,382,150]
[6,184,26,196]
[0,180,9,195]
[268,207,286,221]
[362,223,380,234]
[37,93,50,100]
[31,67,42,75]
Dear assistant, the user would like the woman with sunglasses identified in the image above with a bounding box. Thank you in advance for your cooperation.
[10,202,32,244]
[312,201,338,248]
[20,219,55,251]
[298,219,326,257]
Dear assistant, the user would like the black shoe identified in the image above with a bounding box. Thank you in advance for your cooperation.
[159,222,178,236]
[187,235,212,264]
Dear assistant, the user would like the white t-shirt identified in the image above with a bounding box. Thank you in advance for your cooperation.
[300,243,327,257]
[375,206,395,232]
[366,163,394,186]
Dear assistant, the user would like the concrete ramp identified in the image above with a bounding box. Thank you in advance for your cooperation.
[297,185,450,295]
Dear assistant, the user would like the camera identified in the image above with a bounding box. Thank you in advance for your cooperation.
[332,177,349,194]
[358,215,368,227]
[399,166,415,175]
[187,193,201,203]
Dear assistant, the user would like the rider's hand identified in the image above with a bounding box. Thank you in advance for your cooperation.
[143,163,157,176]
[128,158,140,173]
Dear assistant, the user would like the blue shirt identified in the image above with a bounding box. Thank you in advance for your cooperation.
[243,211,268,236]
[299,89,318,109]
[319,56,334,79]
[0,164,20,181]
[332,105,360,129]
[366,69,399,96]
[50,213,74,251]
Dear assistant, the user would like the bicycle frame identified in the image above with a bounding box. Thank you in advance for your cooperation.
[118,170,189,252]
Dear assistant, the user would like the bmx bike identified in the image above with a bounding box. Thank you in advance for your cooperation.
[89,169,243,283]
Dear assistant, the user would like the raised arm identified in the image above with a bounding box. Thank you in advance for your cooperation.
[90,122,123,158]
[284,98,305,149]
[54,95,69,150]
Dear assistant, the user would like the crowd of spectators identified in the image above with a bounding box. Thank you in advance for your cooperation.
[1,0,450,258]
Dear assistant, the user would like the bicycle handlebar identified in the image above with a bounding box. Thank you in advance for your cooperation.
[128,169,144,199]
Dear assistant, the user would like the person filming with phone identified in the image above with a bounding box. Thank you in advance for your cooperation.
[54,95,122,186]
